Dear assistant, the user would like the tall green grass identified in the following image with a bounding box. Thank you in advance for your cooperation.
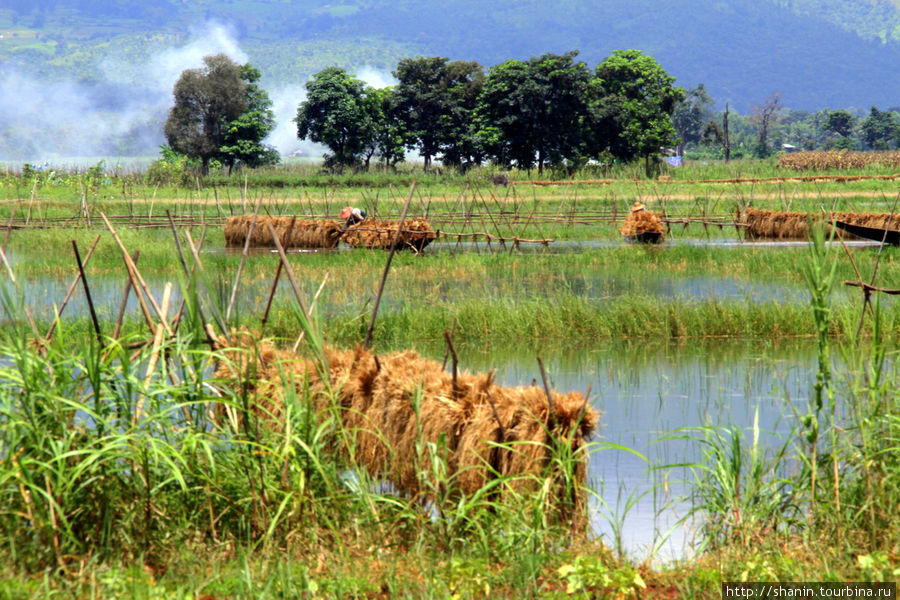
[0,268,619,598]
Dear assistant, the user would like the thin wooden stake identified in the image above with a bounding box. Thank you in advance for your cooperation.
[364,179,416,348]
[261,216,297,328]
[266,222,309,316]
[112,250,139,340]
[536,356,557,429]
[226,195,264,323]
[72,240,102,346]
[45,234,100,341]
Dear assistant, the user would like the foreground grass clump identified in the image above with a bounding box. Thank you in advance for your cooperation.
[0,290,624,598]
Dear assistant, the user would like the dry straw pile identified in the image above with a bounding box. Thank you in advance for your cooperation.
[619,208,665,239]
[224,215,342,249]
[340,217,437,251]
[739,208,900,240]
[215,336,598,522]
[778,150,900,171]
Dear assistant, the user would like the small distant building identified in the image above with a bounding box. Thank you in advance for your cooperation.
[782,144,798,153]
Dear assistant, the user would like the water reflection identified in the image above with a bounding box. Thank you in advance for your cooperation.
[409,337,816,563]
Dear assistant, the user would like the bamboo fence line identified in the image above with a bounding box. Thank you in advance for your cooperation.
[515,173,900,186]
[0,211,738,230]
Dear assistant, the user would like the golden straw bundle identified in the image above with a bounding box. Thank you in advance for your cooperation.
[215,335,598,523]
[739,208,900,240]
[224,215,342,248]
[340,217,437,251]
[619,209,665,238]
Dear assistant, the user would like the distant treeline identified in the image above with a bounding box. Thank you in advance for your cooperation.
[293,51,900,175]
[295,50,684,176]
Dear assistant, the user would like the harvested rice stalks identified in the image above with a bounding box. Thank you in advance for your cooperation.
[224,215,342,248]
[215,334,598,526]
[619,202,665,242]
[340,217,437,252]
[739,208,900,240]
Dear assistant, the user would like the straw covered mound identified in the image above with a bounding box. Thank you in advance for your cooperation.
[340,217,437,251]
[739,208,900,240]
[619,210,665,238]
[215,335,598,519]
[224,215,342,248]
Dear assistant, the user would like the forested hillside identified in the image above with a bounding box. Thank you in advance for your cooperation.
[2,0,900,111]
[2,0,900,160]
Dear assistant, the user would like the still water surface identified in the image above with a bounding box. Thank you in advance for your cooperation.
[421,338,818,563]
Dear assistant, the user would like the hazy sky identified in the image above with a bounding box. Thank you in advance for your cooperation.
[0,22,394,162]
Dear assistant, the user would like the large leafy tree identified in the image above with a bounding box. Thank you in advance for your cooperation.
[218,64,279,173]
[164,54,249,174]
[593,49,684,173]
[476,51,591,174]
[861,106,900,150]
[296,66,375,173]
[393,57,485,171]
[360,87,406,170]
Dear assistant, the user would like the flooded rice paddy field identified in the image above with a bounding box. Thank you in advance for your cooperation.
[2,236,881,561]
[419,337,820,563]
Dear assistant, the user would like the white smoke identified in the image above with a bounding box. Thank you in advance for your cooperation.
[267,66,396,158]
[0,26,399,164]
[0,23,250,163]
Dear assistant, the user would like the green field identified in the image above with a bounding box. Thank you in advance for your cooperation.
[1,161,898,598]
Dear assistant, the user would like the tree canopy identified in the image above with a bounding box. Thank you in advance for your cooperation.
[295,66,375,173]
[164,54,278,174]
[594,49,685,172]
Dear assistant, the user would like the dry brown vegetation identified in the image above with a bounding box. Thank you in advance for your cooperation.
[340,217,437,251]
[619,209,666,239]
[739,207,900,239]
[778,150,900,170]
[215,335,598,523]
[223,215,342,248]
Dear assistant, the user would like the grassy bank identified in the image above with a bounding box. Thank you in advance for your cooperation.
[0,247,898,598]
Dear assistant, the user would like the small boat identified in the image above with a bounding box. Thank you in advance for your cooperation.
[833,221,900,246]
[624,231,664,244]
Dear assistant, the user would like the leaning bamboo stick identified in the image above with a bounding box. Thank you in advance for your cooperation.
[136,282,172,426]
[45,234,100,341]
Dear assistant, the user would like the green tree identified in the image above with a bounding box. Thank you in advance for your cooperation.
[218,64,279,174]
[437,60,486,172]
[164,54,248,174]
[476,51,592,174]
[671,83,715,156]
[593,49,684,175]
[393,57,486,172]
[861,106,900,150]
[823,109,856,139]
[360,86,406,170]
[295,66,374,173]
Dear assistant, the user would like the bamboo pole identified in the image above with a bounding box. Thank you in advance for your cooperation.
[45,234,100,341]
[364,180,416,348]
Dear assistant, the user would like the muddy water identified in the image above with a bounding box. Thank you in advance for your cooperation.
[413,338,818,563]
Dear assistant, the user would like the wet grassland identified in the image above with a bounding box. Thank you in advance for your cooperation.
[0,163,899,597]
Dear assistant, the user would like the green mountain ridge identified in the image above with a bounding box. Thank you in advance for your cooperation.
[2,0,900,159]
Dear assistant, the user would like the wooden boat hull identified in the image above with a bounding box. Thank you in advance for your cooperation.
[833,221,900,245]
[624,231,663,244]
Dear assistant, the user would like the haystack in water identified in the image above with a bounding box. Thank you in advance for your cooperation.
[738,208,900,240]
[215,336,598,525]
[224,215,342,249]
[340,217,437,252]
[620,202,665,243]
